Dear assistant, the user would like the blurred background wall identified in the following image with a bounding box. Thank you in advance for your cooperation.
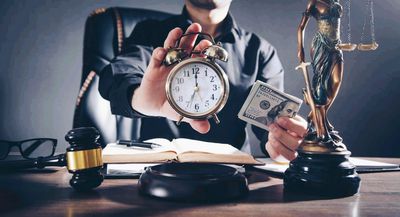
[0,0,399,157]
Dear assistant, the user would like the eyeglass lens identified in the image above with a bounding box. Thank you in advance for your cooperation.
[20,139,55,159]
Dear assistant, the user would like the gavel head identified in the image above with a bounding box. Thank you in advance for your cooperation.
[65,127,103,191]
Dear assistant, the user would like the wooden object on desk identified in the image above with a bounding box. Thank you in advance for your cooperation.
[0,158,399,217]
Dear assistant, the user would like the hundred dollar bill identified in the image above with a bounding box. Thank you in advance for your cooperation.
[238,80,303,131]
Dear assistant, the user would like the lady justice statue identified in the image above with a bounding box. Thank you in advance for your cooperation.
[284,0,361,196]
[297,0,347,152]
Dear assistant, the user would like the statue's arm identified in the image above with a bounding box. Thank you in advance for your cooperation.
[297,0,315,63]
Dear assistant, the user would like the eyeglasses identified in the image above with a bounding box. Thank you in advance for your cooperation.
[0,138,57,160]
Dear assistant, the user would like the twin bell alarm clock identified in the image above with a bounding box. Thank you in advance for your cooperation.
[163,32,229,124]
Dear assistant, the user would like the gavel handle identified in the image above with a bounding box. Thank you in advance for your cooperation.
[0,154,67,171]
[38,154,67,168]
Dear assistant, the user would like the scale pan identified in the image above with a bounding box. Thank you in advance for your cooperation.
[357,42,379,51]
[337,43,357,52]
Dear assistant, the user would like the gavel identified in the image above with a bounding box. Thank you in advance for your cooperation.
[0,127,104,191]
[64,127,103,190]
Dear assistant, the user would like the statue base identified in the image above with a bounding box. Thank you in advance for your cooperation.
[283,150,360,197]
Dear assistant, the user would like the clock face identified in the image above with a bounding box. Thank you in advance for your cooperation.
[167,59,227,118]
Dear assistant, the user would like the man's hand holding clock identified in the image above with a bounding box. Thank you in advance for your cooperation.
[131,23,212,134]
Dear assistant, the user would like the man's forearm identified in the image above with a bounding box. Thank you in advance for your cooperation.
[98,52,149,118]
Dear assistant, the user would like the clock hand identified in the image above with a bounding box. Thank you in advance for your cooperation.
[188,89,196,108]
[187,70,199,109]
[188,70,202,106]
[195,86,203,102]
[195,70,198,88]
[193,70,203,102]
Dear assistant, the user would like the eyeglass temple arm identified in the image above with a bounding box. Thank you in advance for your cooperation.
[0,154,66,171]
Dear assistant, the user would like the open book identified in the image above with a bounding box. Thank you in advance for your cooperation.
[102,138,262,165]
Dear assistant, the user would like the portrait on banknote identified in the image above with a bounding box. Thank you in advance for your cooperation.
[238,81,302,131]
[255,100,299,126]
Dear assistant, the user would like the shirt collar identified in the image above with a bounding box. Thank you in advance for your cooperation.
[179,6,239,43]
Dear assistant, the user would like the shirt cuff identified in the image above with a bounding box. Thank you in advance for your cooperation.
[109,80,148,118]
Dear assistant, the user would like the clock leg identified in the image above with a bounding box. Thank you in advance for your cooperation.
[212,114,220,124]
[176,116,184,125]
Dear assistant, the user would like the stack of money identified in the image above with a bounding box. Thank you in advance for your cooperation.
[238,80,302,131]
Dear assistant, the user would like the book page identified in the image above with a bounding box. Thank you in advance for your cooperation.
[172,138,261,165]
[144,138,176,150]
[172,138,244,155]
[102,138,177,163]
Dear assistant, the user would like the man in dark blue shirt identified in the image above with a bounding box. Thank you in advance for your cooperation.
[99,0,307,160]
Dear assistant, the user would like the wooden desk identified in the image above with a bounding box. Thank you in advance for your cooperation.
[0,158,399,217]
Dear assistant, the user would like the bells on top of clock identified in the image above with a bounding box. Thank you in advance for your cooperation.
[164,32,228,66]
[163,32,230,125]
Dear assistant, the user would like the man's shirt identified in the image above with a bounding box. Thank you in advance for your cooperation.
[99,8,284,150]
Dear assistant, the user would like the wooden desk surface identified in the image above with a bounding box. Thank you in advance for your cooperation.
[0,158,399,217]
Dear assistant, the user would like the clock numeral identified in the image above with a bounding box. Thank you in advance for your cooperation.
[212,84,218,91]
[178,96,183,102]
[210,76,215,82]
[183,70,190,77]
[192,67,199,75]
[194,103,200,111]
[211,94,215,100]
[176,78,184,84]
[205,100,210,107]
[174,86,180,92]
[205,69,208,77]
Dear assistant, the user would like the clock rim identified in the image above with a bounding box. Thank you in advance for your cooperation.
[165,57,229,120]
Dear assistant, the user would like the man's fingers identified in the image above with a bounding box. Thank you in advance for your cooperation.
[266,116,307,161]
[188,119,211,134]
[276,116,307,138]
[267,135,296,161]
[266,141,279,160]
[269,124,302,152]
[293,114,307,124]
[179,23,202,50]
[194,39,213,51]
[164,27,183,48]
[147,47,167,70]
[192,39,213,57]
[160,103,210,134]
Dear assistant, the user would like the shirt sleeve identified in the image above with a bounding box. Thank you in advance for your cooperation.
[98,44,153,118]
[252,41,285,157]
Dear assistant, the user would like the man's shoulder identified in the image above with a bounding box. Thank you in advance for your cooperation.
[125,14,182,47]
[134,14,183,32]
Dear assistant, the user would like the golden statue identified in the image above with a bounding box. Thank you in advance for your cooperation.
[282,0,375,197]
[296,0,347,153]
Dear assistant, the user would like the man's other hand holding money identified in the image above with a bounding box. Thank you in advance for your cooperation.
[266,116,308,161]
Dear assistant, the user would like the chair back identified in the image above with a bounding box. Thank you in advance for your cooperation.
[73,7,172,146]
